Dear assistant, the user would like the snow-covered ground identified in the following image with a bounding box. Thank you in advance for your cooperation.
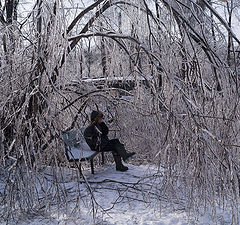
[1,162,237,225]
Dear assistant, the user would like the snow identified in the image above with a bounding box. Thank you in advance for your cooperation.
[0,163,237,225]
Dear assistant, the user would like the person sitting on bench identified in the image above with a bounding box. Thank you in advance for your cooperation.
[84,111,136,172]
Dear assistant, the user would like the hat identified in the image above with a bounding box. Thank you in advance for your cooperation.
[90,111,103,122]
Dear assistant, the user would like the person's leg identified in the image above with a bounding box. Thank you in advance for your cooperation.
[112,152,128,172]
[112,139,136,162]
[100,139,119,152]
[101,139,128,172]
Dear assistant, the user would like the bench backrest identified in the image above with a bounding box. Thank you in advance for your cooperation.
[62,128,93,161]
[62,130,78,148]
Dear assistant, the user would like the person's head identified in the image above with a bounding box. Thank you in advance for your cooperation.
[90,110,103,124]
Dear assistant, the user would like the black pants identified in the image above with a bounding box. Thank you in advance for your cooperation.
[100,139,123,155]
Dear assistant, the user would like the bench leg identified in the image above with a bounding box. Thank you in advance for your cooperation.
[79,163,82,176]
[75,161,82,176]
[101,152,105,165]
[90,159,94,174]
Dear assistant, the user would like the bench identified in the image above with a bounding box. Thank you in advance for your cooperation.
[62,129,104,174]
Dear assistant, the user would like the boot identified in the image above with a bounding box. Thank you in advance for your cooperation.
[115,143,136,162]
[113,155,128,172]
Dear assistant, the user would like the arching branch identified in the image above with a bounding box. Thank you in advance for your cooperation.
[68,32,163,72]
[66,0,106,34]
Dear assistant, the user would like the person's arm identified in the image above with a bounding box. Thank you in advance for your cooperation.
[99,122,109,136]
[84,125,92,139]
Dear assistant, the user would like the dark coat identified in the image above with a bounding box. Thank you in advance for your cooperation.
[84,122,109,151]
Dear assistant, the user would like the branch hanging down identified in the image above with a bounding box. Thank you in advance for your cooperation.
[201,0,240,45]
